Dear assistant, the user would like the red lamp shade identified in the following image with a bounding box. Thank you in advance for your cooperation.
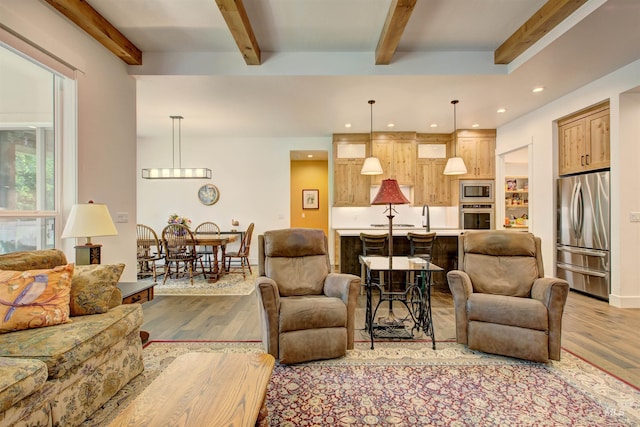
[371,179,410,205]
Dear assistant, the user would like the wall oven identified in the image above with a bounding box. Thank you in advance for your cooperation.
[460,203,494,230]
[460,180,494,203]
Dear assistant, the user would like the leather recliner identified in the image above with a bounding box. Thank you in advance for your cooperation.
[256,228,360,364]
[447,231,570,362]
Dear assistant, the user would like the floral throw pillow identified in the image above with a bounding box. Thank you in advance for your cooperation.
[70,264,125,316]
[0,264,74,333]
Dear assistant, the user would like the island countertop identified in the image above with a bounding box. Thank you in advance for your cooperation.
[334,228,464,237]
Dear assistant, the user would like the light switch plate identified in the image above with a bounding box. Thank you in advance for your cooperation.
[630,212,640,222]
[115,212,128,223]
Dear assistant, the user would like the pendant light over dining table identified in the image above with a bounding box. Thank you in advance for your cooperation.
[360,99,383,176]
[142,115,212,179]
[443,100,468,175]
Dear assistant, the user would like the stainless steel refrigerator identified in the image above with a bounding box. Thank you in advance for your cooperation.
[556,171,610,300]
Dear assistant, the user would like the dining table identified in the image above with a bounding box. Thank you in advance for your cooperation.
[193,233,238,282]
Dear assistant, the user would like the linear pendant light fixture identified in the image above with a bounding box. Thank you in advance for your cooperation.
[443,100,468,175]
[142,115,212,179]
[360,99,384,175]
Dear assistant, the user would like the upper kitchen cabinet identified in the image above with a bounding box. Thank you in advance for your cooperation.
[558,101,610,176]
[371,132,417,186]
[415,134,452,206]
[333,134,371,207]
[455,130,496,179]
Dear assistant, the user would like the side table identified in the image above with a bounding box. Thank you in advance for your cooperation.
[118,282,155,343]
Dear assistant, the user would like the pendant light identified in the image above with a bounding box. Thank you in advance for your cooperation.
[142,115,212,179]
[360,99,383,175]
[443,100,468,175]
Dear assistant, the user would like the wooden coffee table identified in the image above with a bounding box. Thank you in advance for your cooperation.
[108,352,275,426]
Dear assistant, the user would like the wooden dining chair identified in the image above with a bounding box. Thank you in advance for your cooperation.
[161,224,205,285]
[136,224,163,282]
[224,222,254,279]
[194,221,221,272]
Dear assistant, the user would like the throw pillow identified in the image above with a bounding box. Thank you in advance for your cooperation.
[0,264,74,333]
[69,263,125,316]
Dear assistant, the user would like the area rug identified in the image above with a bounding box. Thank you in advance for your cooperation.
[83,341,639,426]
[142,270,257,296]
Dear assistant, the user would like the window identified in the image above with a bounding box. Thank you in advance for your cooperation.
[0,43,73,253]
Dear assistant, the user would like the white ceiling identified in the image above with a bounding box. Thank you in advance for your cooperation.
[78,0,640,141]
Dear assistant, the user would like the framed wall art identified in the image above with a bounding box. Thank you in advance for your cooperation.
[302,189,319,210]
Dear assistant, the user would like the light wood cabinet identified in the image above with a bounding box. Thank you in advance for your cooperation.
[415,134,452,206]
[333,134,371,207]
[558,101,610,176]
[455,130,496,179]
[371,132,416,186]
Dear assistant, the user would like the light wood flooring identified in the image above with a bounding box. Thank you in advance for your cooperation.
[141,283,640,389]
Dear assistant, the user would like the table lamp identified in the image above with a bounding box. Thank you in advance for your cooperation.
[371,179,410,325]
[61,201,118,265]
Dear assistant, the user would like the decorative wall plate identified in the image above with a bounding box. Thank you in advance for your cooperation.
[198,184,219,205]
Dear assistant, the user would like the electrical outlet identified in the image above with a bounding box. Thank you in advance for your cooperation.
[630,212,640,222]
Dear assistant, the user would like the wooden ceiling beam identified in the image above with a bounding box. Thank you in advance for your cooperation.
[375,0,417,65]
[215,0,261,65]
[495,0,588,64]
[43,0,142,65]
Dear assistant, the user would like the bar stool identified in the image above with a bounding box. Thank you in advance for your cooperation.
[360,233,388,294]
[406,232,436,285]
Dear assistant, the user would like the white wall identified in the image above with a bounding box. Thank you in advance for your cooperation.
[496,58,640,308]
[137,135,330,264]
[1,0,138,280]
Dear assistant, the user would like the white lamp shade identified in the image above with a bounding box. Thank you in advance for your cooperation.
[361,157,384,175]
[443,157,468,175]
[61,203,118,240]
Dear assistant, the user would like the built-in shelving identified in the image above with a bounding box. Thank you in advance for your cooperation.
[504,176,528,230]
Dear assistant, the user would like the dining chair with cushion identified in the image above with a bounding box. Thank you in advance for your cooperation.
[447,230,570,362]
[256,228,360,364]
[136,224,163,282]
[161,224,205,286]
[194,221,221,272]
[224,222,254,279]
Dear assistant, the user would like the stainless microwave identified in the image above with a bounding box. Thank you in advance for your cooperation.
[460,180,494,203]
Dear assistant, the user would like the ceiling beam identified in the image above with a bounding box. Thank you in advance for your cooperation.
[375,0,417,65]
[495,0,588,64]
[215,0,261,65]
[43,0,142,65]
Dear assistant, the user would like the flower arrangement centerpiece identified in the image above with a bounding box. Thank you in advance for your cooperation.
[167,213,191,230]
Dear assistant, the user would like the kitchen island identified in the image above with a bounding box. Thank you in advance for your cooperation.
[334,227,462,288]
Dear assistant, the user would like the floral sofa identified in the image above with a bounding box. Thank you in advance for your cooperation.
[0,249,144,426]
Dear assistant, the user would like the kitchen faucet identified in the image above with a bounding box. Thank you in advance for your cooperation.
[422,204,430,232]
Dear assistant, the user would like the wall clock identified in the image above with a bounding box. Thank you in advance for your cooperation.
[198,184,219,205]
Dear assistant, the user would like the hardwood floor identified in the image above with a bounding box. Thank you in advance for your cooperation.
[141,285,640,388]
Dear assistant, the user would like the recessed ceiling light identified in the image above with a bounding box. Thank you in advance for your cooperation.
[430,123,438,128]
[344,123,352,128]
[532,87,544,93]
[387,123,395,128]
[307,154,313,158]
[472,123,480,128]
[497,108,507,113]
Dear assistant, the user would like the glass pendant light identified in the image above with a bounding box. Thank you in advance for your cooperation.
[360,100,383,175]
[443,100,468,175]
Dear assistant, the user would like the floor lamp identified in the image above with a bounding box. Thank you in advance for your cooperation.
[61,201,118,265]
[371,178,410,325]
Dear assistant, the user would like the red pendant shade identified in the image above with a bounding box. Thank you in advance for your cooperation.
[371,179,410,205]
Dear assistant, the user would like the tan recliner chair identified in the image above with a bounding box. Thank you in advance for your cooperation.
[255,228,361,364]
[447,231,569,362]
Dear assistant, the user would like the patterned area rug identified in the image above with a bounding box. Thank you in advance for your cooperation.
[84,341,639,426]
[142,270,257,296]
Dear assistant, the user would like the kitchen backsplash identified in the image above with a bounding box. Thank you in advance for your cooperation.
[332,205,460,229]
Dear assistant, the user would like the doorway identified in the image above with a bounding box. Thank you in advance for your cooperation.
[499,145,531,230]
[290,151,329,235]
